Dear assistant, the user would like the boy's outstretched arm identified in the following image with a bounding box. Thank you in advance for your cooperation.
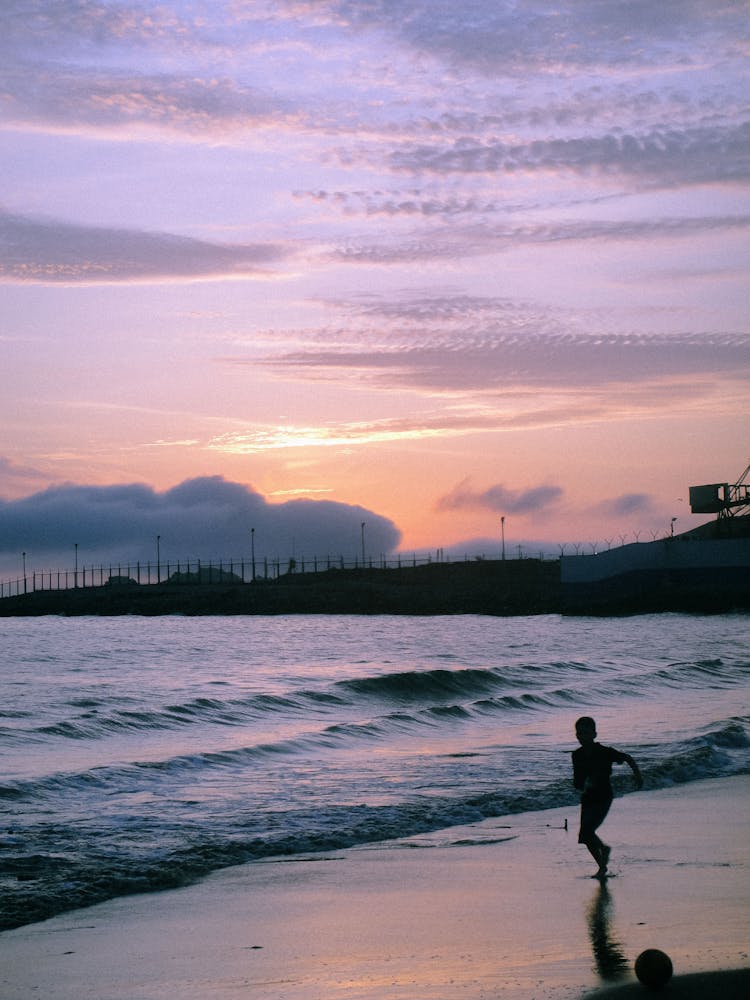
[623,752,643,789]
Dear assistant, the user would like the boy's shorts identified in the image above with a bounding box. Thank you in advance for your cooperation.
[578,794,613,843]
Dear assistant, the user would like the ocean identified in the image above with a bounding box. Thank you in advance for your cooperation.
[1,612,748,933]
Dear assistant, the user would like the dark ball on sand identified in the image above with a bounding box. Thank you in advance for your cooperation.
[634,949,673,989]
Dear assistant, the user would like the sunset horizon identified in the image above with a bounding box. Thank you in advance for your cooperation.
[2,1,748,577]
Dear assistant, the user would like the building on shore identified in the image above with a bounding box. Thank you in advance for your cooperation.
[561,513,750,614]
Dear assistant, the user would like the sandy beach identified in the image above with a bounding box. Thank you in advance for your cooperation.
[1,775,747,1000]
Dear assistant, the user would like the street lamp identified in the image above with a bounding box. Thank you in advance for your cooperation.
[251,527,256,582]
[361,522,366,566]
[501,516,506,561]
[74,543,78,588]
[156,535,161,583]
[22,551,26,594]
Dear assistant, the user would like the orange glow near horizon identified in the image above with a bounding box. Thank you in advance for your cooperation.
[1,2,748,570]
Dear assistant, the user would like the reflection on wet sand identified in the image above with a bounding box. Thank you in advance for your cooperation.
[587,881,629,982]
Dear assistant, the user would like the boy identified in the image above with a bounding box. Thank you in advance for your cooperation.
[572,716,643,877]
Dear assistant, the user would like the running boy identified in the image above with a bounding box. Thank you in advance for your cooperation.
[572,716,643,877]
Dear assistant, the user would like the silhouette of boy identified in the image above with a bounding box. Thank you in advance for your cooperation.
[572,716,643,877]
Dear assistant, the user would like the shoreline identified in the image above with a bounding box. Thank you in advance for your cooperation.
[2,775,747,999]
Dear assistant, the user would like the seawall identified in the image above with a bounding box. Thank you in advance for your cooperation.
[2,555,750,617]
[0,559,560,617]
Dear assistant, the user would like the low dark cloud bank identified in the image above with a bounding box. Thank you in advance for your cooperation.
[0,476,401,573]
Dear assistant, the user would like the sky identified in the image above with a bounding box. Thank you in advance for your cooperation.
[1,0,749,577]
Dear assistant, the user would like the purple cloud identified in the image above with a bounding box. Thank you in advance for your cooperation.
[386,124,750,186]
[327,215,750,264]
[604,493,656,517]
[437,480,564,515]
[329,0,747,74]
[0,209,291,284]
[256,331,750,393]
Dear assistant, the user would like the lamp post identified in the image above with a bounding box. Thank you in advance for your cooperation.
[501,516,506,561]
[156,534,161,583]
[251,527,256,582]
[22,551,26,594]
[361,522,366,566]
[74,543,78,588]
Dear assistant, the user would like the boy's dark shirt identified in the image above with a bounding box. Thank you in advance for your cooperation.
[572,742,627,803]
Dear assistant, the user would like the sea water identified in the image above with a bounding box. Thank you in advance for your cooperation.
[1,612,748,932]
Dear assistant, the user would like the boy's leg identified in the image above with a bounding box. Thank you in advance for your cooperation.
[599,843,611,873]
[579,798,612,872]
[583,833,606,866]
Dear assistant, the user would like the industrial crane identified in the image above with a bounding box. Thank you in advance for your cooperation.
[689,462,750,518]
